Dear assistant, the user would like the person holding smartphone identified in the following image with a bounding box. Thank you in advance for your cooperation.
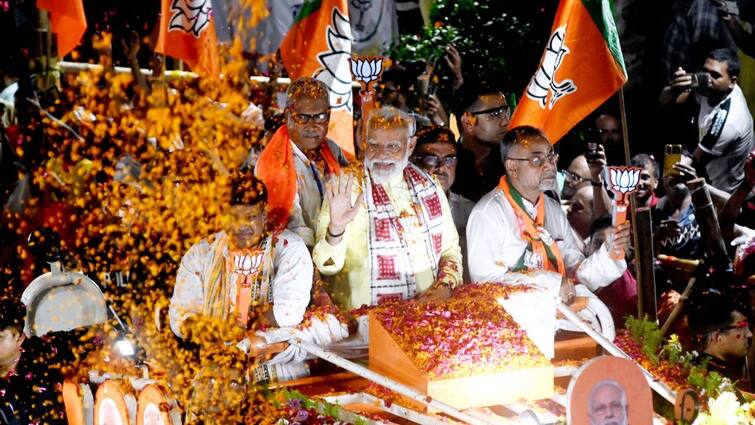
[652,150,703,260]
[660,48,753,194]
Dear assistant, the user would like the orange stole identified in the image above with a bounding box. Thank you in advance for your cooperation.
[498,176,565,274]
[256,125,343,233]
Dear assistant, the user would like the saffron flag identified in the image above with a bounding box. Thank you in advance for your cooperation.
[155,0,220,77]
[280,0,354,154]
[509,0,627,144]
[37,0,87,58]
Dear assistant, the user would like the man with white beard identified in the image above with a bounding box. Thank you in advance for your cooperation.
[312,107,462,309]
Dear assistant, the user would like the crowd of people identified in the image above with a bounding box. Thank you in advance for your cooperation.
[0,1,754,423]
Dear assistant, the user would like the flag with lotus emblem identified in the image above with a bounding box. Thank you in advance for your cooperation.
[155,0,220,77]
[509,0,627,144]
[280,0,354,154]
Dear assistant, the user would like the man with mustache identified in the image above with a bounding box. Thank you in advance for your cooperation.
[588,380,628,425]
[256,77,351,247]
[170,172,328,382]
[411,125,474,280]
[313,107,462,309]
[467,126,631,300]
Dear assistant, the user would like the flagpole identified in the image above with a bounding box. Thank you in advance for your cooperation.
[618,88,657,321]
[618,88,631,166]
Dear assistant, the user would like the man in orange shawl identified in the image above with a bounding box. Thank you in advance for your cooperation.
[255,78,351,247]
[467,126,632,300]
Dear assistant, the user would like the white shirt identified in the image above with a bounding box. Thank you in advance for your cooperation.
[696,85,754,193]
[289,142,327,247]
[169,230,312,338]
[466,187,626,291]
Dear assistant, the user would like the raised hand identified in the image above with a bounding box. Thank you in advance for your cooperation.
[326,172,363,243]
[426,94,449,127]
[587,143,607,180]
[672,161,698,183]
[670,67,692,91]
[444,45,464,89]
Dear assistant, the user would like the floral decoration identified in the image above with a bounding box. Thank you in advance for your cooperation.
[373,284,549,379]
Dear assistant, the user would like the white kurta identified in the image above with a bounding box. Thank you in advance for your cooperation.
[169,230,313,338]
[467,187,626,291]
[288,143,328,248]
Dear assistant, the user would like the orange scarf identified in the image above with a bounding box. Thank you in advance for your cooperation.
[498,176,565,274]
[256,125,345,233]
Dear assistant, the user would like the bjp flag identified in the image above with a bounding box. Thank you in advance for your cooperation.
[155,0,220,77]
[280,0,354,155]
[509,0,627,144]
[37,0,87,58]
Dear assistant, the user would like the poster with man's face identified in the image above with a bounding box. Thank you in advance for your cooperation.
[567,356,653,425]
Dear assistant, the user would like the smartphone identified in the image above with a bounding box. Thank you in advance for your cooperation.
[586,142,600,161]
[688,72,711,90]
[663,144,683,177]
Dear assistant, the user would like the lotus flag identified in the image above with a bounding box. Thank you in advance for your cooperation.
[509,0,627,144]
[280,0,354,154]
[156,0,221,77]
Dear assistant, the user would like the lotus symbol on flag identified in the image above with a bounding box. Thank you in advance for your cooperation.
[168,0,213,38]
[315,9,353,111]
[525,25,577,109]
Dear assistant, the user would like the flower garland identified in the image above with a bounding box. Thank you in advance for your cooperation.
[373,283,549,379]
[613,316,755,422]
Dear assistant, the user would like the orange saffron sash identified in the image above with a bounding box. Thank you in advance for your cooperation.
[256,125,343,233]
[498,176,565,274]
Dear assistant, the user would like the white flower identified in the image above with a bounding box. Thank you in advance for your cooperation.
[693,391,753,425]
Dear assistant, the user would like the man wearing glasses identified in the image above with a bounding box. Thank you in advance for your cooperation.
[256,77,351,247]
[451,81,510,202]
[467,126,631,303]
[411,125,474,279]
[688,290,753,384]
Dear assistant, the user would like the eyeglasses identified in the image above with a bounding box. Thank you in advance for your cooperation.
[719,319,750,333]
[414,155,458,169]
[563,169,589,184]
[469,105,510,122]
[290,111,330,124]
[508,152,559,168]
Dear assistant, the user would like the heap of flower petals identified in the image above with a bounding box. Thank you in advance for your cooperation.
[373,284,549,379]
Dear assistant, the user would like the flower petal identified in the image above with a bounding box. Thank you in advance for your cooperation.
[619,170,629,188]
